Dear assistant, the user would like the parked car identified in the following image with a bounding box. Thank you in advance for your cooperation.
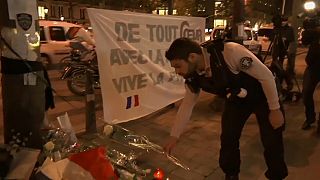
[257,26,274,52]
[210,26,226,40]
[39,20,91,68]
[210,26,262,56]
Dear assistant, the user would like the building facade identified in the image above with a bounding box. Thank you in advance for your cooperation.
[37,0,102,26]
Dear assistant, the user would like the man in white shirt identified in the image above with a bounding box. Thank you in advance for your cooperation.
[163,38,288,180]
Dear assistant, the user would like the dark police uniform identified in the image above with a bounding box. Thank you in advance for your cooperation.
[170,41,288,179]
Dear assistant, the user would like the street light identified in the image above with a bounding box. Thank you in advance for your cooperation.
[304,1,316,11]
[44,6,48,20]
[60,16,64,21]
[44,6,49,14]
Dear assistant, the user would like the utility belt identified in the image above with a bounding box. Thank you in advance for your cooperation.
[1,57,43,74]
[236,72,266,101]
[187,71,266,101]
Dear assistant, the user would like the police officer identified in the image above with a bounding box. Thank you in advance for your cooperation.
[300,19,320,131]
[163,38,288,180]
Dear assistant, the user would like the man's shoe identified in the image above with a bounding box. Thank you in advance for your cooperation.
[302,119,315,130]
[225,174,239,180]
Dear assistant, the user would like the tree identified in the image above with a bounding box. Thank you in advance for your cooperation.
[215,0,232,19]
[103,0,166,13]
[175,0,213,17]
[175,0,196,16]
[248,0,282,25]
[246,1,272,25]
[249,0,276,15]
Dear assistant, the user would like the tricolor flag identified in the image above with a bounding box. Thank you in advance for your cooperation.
[37,147,118,180]
[126,95,139,109]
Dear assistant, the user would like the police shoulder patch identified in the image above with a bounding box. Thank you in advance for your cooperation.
[240,57,253,70]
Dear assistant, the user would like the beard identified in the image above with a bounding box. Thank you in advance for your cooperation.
[183,61,198,79]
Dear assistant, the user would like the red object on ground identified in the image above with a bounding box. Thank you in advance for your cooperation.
[153,168,165,180]
[69,146,118,180]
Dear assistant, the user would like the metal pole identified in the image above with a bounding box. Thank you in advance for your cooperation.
[85,69,97,133]
[282,0,286,15]
[232,0,244,44]
[168,0,173,15]
[69,0,74,23]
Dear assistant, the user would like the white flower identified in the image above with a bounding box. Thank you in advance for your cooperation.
[44,141,55,151]
[144,169,151,174]
[103,125,114,136]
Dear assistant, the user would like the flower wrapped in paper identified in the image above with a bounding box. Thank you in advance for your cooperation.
[38,120,189,179]
[38,126,151,179]
[104,124,190,171]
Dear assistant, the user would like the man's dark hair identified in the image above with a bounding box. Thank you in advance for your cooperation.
[165,37,202,61]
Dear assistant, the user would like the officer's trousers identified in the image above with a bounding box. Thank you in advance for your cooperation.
[219,98,288,179]
[302,67,320,122]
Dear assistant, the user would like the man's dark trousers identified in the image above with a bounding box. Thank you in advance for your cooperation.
[218,75,288,179]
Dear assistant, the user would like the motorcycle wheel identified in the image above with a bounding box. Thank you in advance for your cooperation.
[67,72,87,96]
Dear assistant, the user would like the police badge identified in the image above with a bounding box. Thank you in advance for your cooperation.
[17,13,32,31]
[240,57,253,70]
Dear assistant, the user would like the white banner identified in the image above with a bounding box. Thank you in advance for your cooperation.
[87,8,205,124]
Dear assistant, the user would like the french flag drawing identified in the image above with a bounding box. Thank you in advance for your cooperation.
[126,95,140,109]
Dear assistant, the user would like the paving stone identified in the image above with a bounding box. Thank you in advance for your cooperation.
[170,167,204,180]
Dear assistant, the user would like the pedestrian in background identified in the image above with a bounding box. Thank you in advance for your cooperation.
[163,38,287,180]
[279,17,296,92]
[300,18,320,131]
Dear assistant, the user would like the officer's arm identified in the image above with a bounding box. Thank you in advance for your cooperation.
[241,53,279,110]
[170,85,200,138]
[225,44,280,110]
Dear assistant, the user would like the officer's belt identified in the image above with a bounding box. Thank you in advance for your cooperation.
[1,57,43,74]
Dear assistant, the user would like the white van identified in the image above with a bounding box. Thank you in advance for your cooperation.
[211,26,262,56]
[39,20,87,67]
[257,26,274,52]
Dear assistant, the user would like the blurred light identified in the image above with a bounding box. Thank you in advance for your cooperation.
[153,168,164,180]
[44,6,49,14]
[60,16,64,21]
[304,1,316,11]
[205,28,212,33]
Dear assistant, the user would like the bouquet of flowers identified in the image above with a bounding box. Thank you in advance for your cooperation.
[37,114,188,179]
[0,130,32,178]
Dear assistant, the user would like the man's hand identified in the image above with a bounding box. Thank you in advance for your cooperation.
[163,136,179,155]
[269,109,284,129]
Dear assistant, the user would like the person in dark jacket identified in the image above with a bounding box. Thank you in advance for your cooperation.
[300,20,320,131]
[279,18,296,91]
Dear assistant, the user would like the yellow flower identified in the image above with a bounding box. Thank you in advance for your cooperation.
[103,125,114,136]
[44,141,55,151]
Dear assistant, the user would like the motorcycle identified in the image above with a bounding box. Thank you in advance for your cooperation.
[60,42,100,96]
